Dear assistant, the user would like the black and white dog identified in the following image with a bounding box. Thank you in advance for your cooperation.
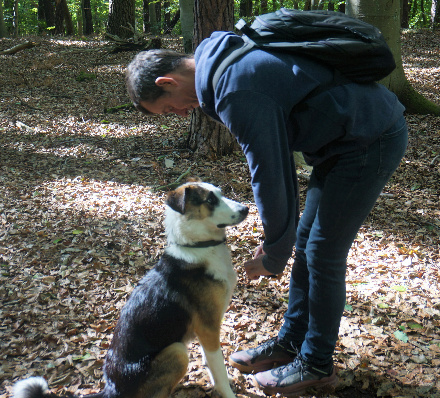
[13,181,248,398]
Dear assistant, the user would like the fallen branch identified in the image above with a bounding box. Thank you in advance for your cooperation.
[106,24,162,53]
[153,167,192,191]
[1,41,38,55]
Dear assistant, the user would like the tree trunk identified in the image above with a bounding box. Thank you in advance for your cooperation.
[63,0,73,34]
[107,0,135,38]
[155,1,161,28]
[401,0,409,28]
[143,0,150,32]
[77,4,83,35]
[239,0,252,18]
[188,113,240,157]
[13,0,18,36]
[149,0,159,34]
[421,0,427,26]
[188,0,239,157]
[82,0,94,35]
[328,0,335,11]
[164,10,180,34]
[55,0,64,33]
[0,0,7,37]
[163,0,171,32]
[179,0,194,53]
[54,0,73,35]
[432,0,440,29]
[346,0,440,115]
[38,0,56,32]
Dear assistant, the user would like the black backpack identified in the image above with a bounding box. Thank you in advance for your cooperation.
[212,8,396,90]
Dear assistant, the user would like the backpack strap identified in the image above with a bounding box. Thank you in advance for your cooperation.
[212,42,254,92]
[212,19,259,92]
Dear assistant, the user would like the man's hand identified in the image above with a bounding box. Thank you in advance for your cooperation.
[243,245,276,280]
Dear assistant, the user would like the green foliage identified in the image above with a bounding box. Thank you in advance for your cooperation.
[408,0,434,28]
[3,0,40,35]
[1,0,435,37]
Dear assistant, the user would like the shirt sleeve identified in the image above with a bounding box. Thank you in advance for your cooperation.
[217,90,299,274]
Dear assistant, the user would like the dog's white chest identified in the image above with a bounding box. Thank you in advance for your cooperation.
[205,246,237,291]
[164,244,237,289]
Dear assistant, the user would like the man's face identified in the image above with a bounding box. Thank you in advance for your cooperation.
[140,72,199,117]
[140,92,199,117]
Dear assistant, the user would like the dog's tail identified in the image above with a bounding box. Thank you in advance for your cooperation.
[13,377,105,398]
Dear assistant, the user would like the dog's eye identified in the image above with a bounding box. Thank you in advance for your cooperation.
[205,192,219,206]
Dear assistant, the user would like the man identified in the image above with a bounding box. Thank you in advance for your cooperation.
[126,30,407,396]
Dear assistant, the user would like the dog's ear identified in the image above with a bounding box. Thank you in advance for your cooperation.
[166,189,187,214]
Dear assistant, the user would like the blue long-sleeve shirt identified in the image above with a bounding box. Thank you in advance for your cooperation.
[194,31,405,274]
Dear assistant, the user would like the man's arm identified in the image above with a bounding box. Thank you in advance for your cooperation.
[217,91,299,275]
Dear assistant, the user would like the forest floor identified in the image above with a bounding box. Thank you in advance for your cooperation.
[0,29,439,398]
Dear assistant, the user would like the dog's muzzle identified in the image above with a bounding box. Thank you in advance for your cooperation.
[217,206,249,228]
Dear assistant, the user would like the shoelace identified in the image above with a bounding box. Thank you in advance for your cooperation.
[275,357,302,378]
[276,356,330,381]
[253,337,278,355]
[255,337,299,357]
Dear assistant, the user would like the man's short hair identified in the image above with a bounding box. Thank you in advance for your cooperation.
[126,49,189,115]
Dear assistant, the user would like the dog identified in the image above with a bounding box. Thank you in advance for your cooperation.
[13,181,249,398]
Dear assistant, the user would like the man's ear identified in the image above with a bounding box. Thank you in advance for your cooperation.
[155,76,178,87]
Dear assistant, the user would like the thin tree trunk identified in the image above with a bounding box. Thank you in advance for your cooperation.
[431,0,440,29]
[0,0,8,37]
[179,0,194,53]
[143,0,150,32]
[163,1,171,32]
[239,0,252,17]
[82,0,94,35]
[63,0,74,34]
[55,0,64,34]
[164,10,180,34]
[401,0,409,28]
[149,0,158,34]
[13,0,18,36]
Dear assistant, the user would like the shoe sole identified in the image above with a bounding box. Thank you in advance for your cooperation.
[254,369,339,396]
[229,357,293,374]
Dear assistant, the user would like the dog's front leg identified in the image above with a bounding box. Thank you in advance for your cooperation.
[197,330,236,398]
[203,347,235,398]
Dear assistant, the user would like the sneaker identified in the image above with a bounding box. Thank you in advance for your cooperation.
[254,355,338,396]
[229,337,298,373]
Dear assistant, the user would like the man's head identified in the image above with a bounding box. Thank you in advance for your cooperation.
[126,49,199,117]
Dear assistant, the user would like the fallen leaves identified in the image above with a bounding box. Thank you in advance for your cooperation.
[1,30,440,398]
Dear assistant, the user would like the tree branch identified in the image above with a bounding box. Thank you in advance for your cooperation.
[0,42,38,55]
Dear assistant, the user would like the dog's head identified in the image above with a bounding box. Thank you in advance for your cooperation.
[165,182,248,244]
[166,182,249,227]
